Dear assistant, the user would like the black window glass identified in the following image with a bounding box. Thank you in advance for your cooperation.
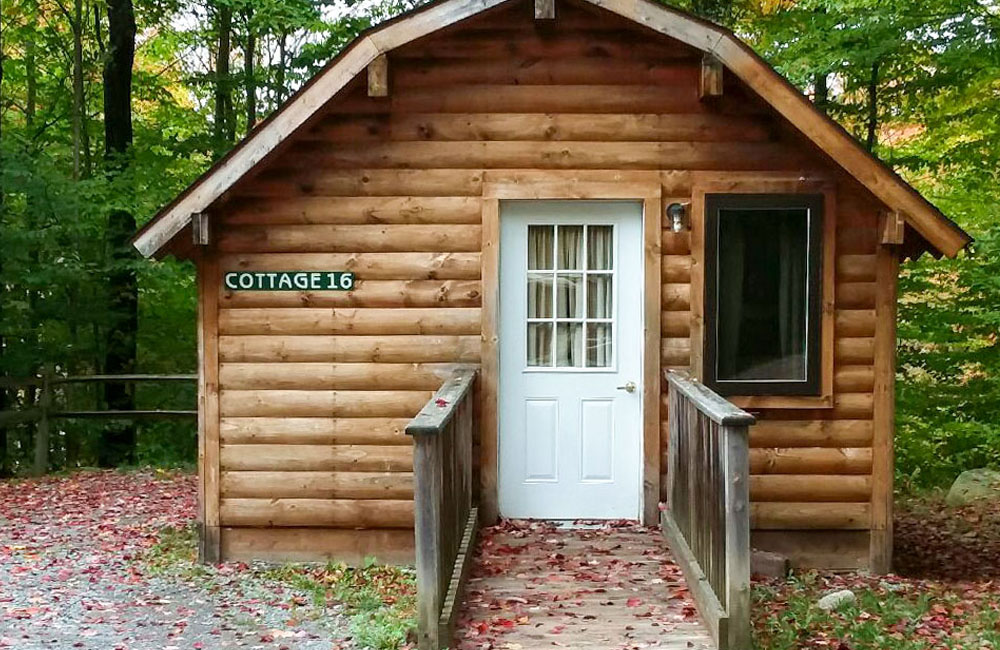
[705,194,822,396]
[717,207,808,381]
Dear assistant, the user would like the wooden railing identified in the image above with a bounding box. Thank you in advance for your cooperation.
[0,373,196,475]
[406,368,480,650]
[662,370,754,650]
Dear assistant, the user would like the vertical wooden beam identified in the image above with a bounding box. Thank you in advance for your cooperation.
[479,198,500,525]
[534,0,555,19]
[880,210,905,245]
[700,54,724,100]
[191,212,210,246]
[367,54,389,97]
[412,433,443,650]
[870,244,899,574]
[198,250,222,563]
[724,424,751,650]
[643,195,663,524]
[32,371,51,476]
[821,188,837,400]
[689,190,706,379]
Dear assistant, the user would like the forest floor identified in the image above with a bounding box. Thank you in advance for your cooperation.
[0,470,414,650]
[2,471,1000,650]
[753,491,1000,649]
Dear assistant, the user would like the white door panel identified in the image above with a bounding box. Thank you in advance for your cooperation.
[498,200,643,520]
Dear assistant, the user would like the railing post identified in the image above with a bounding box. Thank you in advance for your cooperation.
[412,430,443,650]
[32,371,52,476]
[724,423,751,650]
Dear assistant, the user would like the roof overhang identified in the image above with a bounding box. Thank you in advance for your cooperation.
[132,0,972,259]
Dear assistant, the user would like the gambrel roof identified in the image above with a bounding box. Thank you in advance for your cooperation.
[132,0,972,259]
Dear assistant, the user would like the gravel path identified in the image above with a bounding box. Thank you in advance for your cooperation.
[0,471,352,649]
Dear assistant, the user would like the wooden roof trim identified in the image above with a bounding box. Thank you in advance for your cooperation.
[588,0,970,257]
[131,0,510,258]
[133,0,972,259]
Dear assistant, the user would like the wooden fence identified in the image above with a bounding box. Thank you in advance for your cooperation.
[662,370,754,650]
[406,368,480,650]
[0,374,196,475]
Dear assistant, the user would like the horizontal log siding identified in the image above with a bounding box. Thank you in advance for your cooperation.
[210,0,885,564]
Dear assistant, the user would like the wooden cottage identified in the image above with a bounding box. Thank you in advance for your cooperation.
[132,0,971,576]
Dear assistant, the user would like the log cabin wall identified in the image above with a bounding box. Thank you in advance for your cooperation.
[202,0,892,568]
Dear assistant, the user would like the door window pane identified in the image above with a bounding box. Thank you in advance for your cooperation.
[557,226,584,269]
[527,274,553,318]
[587,275,612,319]
[555,323,583,367]
[556,274,584,319]
[527,323,553,367]
[528,225,554,270]
[587,225,613,270]
[526,222,616,370]
[586,323,612,368]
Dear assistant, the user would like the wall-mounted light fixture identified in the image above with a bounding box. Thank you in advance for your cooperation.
[667,202,689,233]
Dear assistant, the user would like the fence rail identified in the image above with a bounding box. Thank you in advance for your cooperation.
[662,370,754,650]
[0,373,196,475]
[406,368,479,650]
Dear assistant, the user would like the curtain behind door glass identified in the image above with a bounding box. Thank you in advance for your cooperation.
[717,208,808,380]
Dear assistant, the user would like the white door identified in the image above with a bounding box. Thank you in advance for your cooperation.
[498,200,643,520]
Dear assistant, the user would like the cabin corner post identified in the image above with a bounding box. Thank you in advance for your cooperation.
[197,249,222,563]
[870,243,900,574]
[479,198,501,525]
[723,421,751,650]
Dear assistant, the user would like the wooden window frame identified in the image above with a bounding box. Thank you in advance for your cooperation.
[479,171,663,525]
[690,173,835,410]
[703,192,824,396]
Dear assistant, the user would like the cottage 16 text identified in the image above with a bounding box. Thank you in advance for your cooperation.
[223,271,355,291]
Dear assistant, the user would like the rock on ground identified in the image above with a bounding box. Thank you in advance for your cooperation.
[946,468,1000,507]
[817,589,856,611]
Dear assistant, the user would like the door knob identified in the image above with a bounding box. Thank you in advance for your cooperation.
[617,381,637,393]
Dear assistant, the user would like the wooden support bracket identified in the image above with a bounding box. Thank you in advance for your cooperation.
[880,211,906,246]
[367,54,389,97]
[191,212,210,246]
[535,0,555,19]
[700,54,724,100]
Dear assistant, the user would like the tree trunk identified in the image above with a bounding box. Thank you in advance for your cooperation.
[814,72,829,113]
[99,0,138,468]
[243,4,256,133]
[276,30,287,103]
[0,29,8,478]
[71,0,85,179]
[214,2,234,153]
[865,60,879,152]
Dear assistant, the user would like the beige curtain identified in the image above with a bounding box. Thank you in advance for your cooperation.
[527,322,552,367]
[556,323,583,367]
[587,323,612,367]
[558,226,583,269]
[528,225,554,270]
[587,225,613,270]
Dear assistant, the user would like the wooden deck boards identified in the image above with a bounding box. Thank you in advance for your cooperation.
[454,521,715,649]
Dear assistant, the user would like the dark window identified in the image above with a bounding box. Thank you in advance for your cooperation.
[704,194,823,396]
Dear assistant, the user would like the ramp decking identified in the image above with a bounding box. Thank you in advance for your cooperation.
[454,521,715,649]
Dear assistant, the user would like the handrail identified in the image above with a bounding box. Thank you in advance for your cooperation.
[406,368,480,650]
[662,370,754,650]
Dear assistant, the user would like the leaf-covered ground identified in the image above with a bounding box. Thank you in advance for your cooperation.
[753,492,1000,649]
[0,470,415,649]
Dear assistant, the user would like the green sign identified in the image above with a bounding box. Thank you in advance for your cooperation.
[223,271,355,291]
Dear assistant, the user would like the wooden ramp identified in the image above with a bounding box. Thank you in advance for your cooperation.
[454,521,715,649]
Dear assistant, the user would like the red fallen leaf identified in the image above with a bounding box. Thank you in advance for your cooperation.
[494,618,516,628]
[435,398,449,407]
[682,605,698,619]
[193,643,204,649]
[626,597,642,607]
[551,624,566,634]
[260,634,274,642]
